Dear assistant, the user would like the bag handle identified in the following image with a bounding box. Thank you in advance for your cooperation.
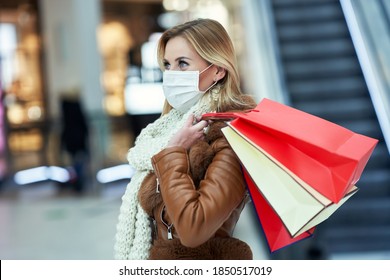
[201,109,258,121]
[201,112,238,121]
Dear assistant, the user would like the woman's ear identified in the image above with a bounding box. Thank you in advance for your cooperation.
[214,67,226,82]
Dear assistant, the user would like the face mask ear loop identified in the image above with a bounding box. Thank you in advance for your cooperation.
[198,64,216,94]
[200,80,218,94]
[199,63,214,75]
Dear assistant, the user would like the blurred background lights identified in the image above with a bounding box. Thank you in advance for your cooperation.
[192,0,228,29]
[157,12,182,29]
[163,0,190,11]
[27,105,42,121]
[96,164,135,184]
[0,23,18,88]
[14,166,70,185]
[7,104,24,124]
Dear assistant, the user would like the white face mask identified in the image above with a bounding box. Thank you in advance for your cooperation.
[162,64,216,113]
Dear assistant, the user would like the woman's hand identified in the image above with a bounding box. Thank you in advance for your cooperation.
[167,115,208,150]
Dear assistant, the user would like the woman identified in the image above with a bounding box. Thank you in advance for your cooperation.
[114,18,257,260]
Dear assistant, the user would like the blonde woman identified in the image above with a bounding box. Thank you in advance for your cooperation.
[114,18,256,260]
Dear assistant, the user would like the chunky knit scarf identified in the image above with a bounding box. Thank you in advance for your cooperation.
[114,100,211,259]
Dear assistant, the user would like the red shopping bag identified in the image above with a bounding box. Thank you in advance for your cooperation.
[221,125,358,237]
[243,167,315,252]
[203,98,378,203]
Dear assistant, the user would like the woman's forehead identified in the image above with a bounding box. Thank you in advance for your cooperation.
[164,36,196,59]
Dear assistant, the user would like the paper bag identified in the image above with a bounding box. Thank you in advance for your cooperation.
[243,166,315,252]
[222,126,358,237]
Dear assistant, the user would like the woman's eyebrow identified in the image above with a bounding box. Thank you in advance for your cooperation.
[163,56,192,62]
[175,56,192,61]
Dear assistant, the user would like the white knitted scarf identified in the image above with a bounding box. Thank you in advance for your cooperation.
[114,101,211,259]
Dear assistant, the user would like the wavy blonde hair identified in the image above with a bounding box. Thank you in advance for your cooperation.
[157,18,253,115]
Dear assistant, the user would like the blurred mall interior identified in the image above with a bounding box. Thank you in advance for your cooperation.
[0,0,390,260]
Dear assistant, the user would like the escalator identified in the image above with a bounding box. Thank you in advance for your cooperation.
[269,0,390,259]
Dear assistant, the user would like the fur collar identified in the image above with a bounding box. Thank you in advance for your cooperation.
[189,121,226,187]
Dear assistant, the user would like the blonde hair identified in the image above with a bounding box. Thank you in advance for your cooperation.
[157,18,252,115]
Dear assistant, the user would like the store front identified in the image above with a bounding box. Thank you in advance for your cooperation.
[0,0,47,183]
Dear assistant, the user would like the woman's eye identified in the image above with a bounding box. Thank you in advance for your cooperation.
[163,62,170,70]
[178,60,189,69]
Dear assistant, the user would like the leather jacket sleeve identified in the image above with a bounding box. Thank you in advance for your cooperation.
[151,138,246,248]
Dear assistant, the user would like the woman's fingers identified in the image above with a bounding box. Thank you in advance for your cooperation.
[167,115,210,149]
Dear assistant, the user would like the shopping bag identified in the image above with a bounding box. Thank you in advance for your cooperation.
[203,98,378,203]
[243,167,315,252]
[222,126,358,237]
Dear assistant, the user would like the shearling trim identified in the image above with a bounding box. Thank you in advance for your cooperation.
[188,120,228,187]
[189,141,215,187]
[138,173,162,217]
[149,237,253,260]
[205,121,226,143]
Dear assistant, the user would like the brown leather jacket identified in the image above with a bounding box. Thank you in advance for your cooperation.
[138,120,253,259]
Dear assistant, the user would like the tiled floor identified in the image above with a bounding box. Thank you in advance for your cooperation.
[0,181,269,260]
[0,182,122,259]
